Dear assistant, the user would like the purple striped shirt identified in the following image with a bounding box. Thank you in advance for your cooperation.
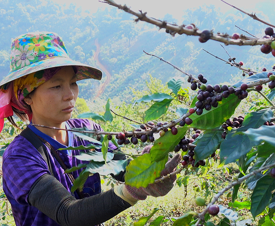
[2,119,116,226]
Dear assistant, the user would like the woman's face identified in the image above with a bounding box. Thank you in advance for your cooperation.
[24,66,79,127]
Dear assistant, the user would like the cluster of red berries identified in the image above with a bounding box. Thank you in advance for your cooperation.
[259,27,275,56]
[221,116,244,139]
[189,82,249,116]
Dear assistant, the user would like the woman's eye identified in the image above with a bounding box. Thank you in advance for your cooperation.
[71,82,78,86]
[52,85,61,89]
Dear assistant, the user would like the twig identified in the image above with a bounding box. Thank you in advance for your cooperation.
[102,0,274,46]
[220,44,231,58]
[143,50,200,83]
[195,161,275,225]
[154,167,183,183]
[235,25,258,38]
[257,91,275,107]
[110,109,142,124]
[221,0,275,28]
[203,49,258,74]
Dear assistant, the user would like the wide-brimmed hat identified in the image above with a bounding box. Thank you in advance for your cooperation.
[0,31,102,87]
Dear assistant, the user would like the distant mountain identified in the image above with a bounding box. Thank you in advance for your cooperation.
[0,0,275,103]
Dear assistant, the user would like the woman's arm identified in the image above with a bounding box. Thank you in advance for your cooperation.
[28,173,131,226]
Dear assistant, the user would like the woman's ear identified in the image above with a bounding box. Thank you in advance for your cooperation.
[24,96,33,106]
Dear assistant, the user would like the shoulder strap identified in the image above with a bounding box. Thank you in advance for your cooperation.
[20,127,54,176]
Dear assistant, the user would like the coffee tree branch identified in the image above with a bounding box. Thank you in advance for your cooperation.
[102,0,274,46]
[195,161,275,225]
[221,0,275,28]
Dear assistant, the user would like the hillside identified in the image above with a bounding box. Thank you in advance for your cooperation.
[0,0,275,106]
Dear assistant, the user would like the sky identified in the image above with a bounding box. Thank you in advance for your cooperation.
[53,0,275,22]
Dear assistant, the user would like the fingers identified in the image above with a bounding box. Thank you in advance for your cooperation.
[141,145,153,154]
[161,154,181,176]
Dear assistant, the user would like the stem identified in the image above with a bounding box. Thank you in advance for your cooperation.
[110,109,142,124]
[154,167,184,183]
[235,25,258,38]
[257,90,275,107]
[195,161,275,225]
[101,0,274,46]
[221,0,275,28]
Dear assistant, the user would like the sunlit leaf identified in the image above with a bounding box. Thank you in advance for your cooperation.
[176,107,188,117]
[144,99,173,122]
[190,94,241,130]
[134,208,160,226]
[104,98,113,122]
[149,216,165,226]
[230,200,251,210]
[168,78,183,95]
[150,126,188,162]
[125,153,168,188]
[85,159,128,176]
[102,135,109,162]
[74,151,114,162]
[251,175,275,218]
[78,112,106,122]
[172,211,197,226]
[233,72,269,88]
[135,93,173,104]
[71,170,90,192]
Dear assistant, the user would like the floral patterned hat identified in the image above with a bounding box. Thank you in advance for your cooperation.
[0,31,102,87]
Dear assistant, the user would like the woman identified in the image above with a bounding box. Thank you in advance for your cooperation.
[0,32,180,226]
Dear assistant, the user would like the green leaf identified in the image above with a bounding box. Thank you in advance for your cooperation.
[194,129,223,163]
[150,126,188,162]
[233,72,269,88]
[78,112,106,122]
[104,98,113,122]
[71,170,90,192]
[85,159,128,176]
[251,175,275,218]
[232,173,243,202]
[218,218,230,226]
[111,136,119,148]
[172,211,197,226]
[65,163,87,173]
[267,88,275,101]
[74,151,114,162]
[220,131,254,164]
[125,153,168,188]
[230,200,251,210]
[73,132,102,146]
[241,126,275,148]
[149,216,165,226]
[168,78,182,95]
[257,142,275,157]
[240,108,273,131]
[58,144,99,151]
[135,93,173,104]
[269,196,275,209]
[205,222,215,226]
[144,99,173,122]
[102,135,109,162]
[134,208,160,226]
[176,107,188,117]
[190,94,241,130]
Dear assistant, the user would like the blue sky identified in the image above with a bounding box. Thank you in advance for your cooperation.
[53,0,275,22]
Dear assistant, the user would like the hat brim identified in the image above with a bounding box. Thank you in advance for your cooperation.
[0,56,102,87]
